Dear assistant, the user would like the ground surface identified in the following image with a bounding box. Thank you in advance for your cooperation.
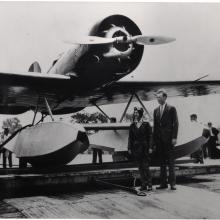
[0,158,220,218]
[0,173,220,218]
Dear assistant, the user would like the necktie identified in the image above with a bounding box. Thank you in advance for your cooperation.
[160,105,163,119]
[210,128,213,136]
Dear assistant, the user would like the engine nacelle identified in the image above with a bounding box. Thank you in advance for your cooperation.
[73,15,144,88]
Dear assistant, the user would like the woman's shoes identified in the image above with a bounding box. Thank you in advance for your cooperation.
[170,185,177,190]
[136,190,147,196]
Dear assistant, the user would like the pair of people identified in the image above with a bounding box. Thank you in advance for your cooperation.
[128,89,179,192]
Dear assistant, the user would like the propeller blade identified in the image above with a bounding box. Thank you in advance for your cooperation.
[64,36,115,45]
[132,35,176,45]
[64,35,175,45]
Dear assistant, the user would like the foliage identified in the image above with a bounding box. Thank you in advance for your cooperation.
[71,111,108,124]
[2,117,22,134]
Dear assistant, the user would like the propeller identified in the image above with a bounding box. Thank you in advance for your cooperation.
[64,35,175,45]
[64,36,115,45]
[132,35,176,45]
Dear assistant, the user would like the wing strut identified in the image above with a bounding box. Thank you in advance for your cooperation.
[91,101,112,121]
[44,98,54,121]
[91,93,152,122]
[119,93,153,122]
[32,97,40,125]
[119,94,134,122]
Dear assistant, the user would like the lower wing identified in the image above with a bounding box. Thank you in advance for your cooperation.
[0,70,220,115]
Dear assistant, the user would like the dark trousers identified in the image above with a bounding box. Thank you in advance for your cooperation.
[207,136,220,159]
[3,152,12,168]
[92,149,103,164]
[138,156,152,187]
[191,147,204,163]
[202,144,208,158]
[19,158,28,168]
[157,142,176,186]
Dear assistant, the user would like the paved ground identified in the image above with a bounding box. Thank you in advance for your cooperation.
[1,173,220,218]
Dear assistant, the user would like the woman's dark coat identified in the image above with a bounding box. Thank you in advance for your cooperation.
[128,121,152,160]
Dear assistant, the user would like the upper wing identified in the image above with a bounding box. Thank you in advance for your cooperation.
[1,70,220,115]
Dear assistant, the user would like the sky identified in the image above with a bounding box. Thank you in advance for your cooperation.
[0,2,220,127]
[0,2,220,80]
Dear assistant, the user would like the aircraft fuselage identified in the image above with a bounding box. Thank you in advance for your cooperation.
[48,15,144,90]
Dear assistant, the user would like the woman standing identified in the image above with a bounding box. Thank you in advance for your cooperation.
[128,107,153,191]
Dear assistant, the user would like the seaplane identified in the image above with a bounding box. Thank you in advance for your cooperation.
[0,14,219,168]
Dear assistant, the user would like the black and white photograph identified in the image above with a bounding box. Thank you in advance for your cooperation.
[0,1,220,218]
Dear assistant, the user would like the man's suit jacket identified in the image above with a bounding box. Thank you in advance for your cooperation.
[153,103,179,147]
[211,127,219,137]
[206,127,219,143]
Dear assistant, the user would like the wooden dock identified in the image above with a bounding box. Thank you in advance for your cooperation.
[0,160,219,218]
[3,183,220,218]
[0,201,25,218]
[0,159,220,194]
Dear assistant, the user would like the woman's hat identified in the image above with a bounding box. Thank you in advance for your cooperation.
[134,107,144,116]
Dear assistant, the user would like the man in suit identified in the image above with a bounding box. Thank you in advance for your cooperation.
[153,89,179,190]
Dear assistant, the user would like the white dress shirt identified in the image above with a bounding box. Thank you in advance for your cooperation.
[160,103,166,118]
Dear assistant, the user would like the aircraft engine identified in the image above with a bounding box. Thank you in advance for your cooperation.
[91,14,144,72]
[102,25,134,58]
[73,15,144,88]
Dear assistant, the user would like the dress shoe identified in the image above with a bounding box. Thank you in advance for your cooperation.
[139,185,147,191]
[170,186,177,190]
[136,190,147,196]
[156,185,168,190]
